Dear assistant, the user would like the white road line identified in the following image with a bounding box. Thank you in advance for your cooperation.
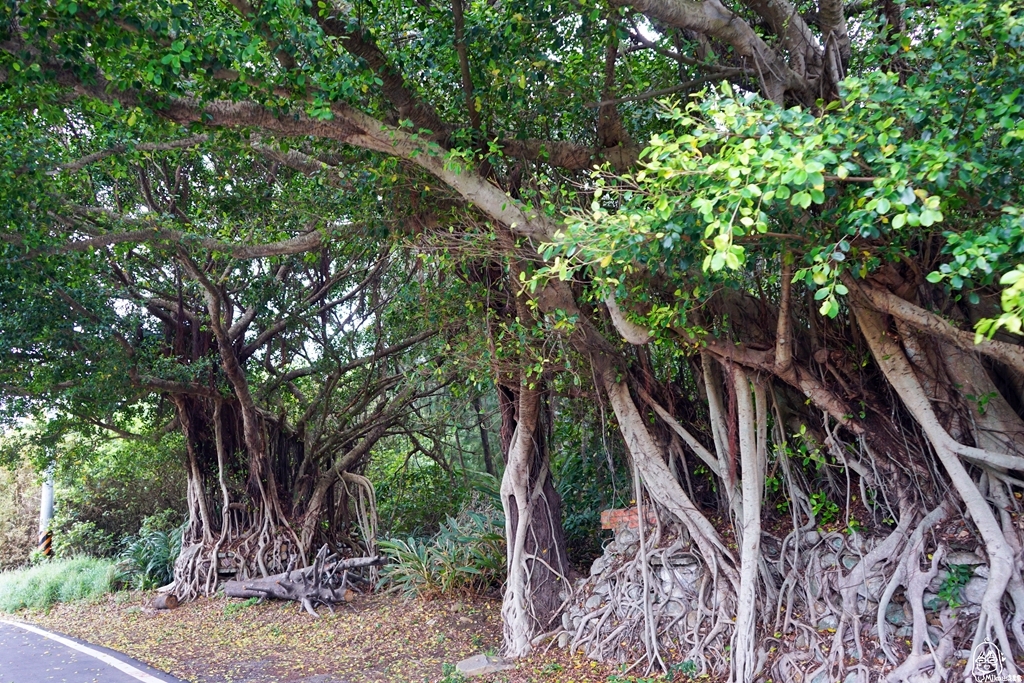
[0,619,169,683]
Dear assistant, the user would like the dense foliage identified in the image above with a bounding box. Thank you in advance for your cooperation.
[49,434,186,558]
[0,459,37,569]
[552,1,1024,335]
[3,0,1024,680]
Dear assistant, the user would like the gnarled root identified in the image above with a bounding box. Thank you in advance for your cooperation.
[172,524,305,602]
[855,303,1020,676]
[563,513,729,677]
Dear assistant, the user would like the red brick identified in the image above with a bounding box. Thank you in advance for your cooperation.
[600,507,657,532]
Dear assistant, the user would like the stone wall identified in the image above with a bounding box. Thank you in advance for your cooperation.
[555,514,993,675]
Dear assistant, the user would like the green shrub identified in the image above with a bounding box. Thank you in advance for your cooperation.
[0,557,123,612]
[379,509,505,598]
[118,511,185,590]
[53,520,118,559]
[370,448,472,538]
[0,423,186,562]
[378,537,439,597]
[938,564,974,611]
[51,434,186,559]
[437,510,505,590]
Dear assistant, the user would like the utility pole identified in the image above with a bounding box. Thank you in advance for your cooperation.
[37,468,54,558]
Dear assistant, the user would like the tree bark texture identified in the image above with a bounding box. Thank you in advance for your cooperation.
[498,383,570,656]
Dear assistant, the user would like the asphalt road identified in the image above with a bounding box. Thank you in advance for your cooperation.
[0,621,183,683]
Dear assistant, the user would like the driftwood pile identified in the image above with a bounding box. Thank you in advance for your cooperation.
[224,545,382,616]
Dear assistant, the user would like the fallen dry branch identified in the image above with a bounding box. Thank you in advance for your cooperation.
[224,548,382,616]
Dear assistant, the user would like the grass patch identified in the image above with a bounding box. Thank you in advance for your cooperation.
[0,557,122,612]
[223,597,259,616]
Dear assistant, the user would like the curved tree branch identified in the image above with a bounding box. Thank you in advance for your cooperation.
[844,274,1024,378]
[636,386,721,476]
[49,135,210,175]
[608,0,806,102]
[605,293,652,345]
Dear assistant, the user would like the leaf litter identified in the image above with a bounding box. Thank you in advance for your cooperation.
[19,592,628,682]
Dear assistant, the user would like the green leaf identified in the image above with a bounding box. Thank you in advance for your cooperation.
[792,192,812,209]
[1003,269,1024,285]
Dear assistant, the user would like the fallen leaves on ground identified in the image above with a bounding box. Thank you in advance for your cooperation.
[17,592,635,683]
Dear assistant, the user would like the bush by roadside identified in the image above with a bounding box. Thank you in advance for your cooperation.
[0,556,123,612]
[118,510,185,590]
[51,434,186,559]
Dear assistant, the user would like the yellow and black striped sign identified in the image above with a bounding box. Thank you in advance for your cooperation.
[38,530,52,557]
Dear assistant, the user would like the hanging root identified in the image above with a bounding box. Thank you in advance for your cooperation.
[558,304,1024,681]
[558,447,1021,683]
[561,496,732,678]
[169,450,382,603]
[855,303,1022,677]
[172,542,208,603]
[172,523,303,601]
[341,472,380,587]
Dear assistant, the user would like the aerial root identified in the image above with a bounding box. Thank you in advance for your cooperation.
[171,524,310,601]
[558,500,1020,682]
[561,509,731,678]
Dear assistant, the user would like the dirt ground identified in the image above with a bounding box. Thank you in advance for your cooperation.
[16,592,651,683]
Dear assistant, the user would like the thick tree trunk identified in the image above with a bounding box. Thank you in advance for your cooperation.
[498,383,570,657]
[167,376,384,599]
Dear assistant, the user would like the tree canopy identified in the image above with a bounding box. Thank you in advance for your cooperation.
[3,0,1024,680]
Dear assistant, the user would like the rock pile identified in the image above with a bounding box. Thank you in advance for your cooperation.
[555,517,993,672]
[557,523,704,661]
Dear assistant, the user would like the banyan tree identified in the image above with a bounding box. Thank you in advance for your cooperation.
[0,137,451,597]
[3,0,1024,680]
